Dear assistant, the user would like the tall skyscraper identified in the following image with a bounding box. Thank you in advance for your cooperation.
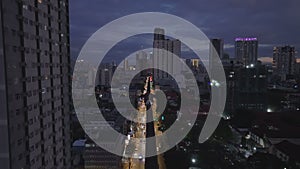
[273,45,296,77]
[153,28,181,79]
[97,62,116,86]
[136,51,148,72]
[0,1,72,169]
[210,38,224,59]
[235,37,258,66]
[123,58,129,71]
[209,38,224,76]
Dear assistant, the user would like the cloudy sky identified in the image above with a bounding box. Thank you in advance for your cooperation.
[70,0,300,62]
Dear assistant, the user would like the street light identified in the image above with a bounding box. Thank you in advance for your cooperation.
[210,79,221,87]
[191,158,196,164]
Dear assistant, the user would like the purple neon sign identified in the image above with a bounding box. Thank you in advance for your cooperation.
[235,37,257,41]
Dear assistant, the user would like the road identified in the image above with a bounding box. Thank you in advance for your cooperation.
[122,76,167,169]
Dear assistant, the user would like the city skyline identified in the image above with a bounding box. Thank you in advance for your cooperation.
[1,1,300,169]
[70,0,300,60]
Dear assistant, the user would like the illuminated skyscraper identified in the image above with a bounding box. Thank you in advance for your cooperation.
[235,37,258,66]
[0,0,72,168]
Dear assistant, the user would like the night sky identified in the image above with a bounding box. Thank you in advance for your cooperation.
[70,0,300,62]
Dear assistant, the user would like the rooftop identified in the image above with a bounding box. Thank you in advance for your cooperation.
[275,140,300,161]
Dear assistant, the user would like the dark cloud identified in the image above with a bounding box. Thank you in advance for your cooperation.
[70,0,300,59]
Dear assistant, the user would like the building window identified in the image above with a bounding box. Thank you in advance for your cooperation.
[22,5,28,10]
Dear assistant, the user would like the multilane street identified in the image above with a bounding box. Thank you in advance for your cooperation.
[122,76,167,169]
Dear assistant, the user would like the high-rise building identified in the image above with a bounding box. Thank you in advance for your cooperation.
[123,58,129,71]
[295,62,300,76]
[136,51,148,72]
[0,1,72,169]
[82,120,122,169]
[222,61,239,115]
[153,28,181,79]
[272,45,296,77]
[210,38,224,59]
[153,27,165,41]
[209,38,224,76]
[235,62,267,111]
[222,60,268,113]
[97,62,116,86]
[235,37,258,66]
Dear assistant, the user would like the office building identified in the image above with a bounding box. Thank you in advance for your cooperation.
[97,62,116,87]
[209,38,224,76]
[123,59,129,71]
[273,45,296,78]
[83,120,122,169]
[209,39,224,60]
[136,50,148,73]
[222,60,268,113]
[210,39,224,59]
[153,28,181,79]
[295,62,300,76]
[73,60,97,88]
[0,0,72,168]
[235,62,267,111]
[84,141,121,169]
[222,60,240,115]
[235,37,258,66]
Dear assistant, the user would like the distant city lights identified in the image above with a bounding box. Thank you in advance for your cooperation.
[246,64,255,69]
